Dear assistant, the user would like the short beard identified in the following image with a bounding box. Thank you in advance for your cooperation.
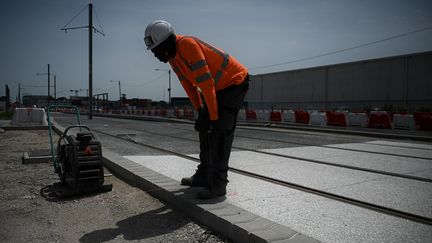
[152,34,176,63]
[156,51,170,63]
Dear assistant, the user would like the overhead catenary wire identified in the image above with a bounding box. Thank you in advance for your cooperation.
[37,64,47,73]
[61,4,105,36]
[93,6,105,36]
[249,24,432,71]
[123,73,167,87]
[61,4,89,31]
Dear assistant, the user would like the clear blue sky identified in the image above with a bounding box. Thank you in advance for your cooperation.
[1,0,431,102]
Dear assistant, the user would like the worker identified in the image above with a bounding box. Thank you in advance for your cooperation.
[144,20,249,199]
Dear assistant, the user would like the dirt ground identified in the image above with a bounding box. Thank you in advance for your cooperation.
[0,129,228,243]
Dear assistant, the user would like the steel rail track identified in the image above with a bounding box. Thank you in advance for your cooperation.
[86,127,432,226]
[56,116,432,183]
[236,122,432,142]
[173,126,432,160]
[234,134,432,160]
[63,113,432,154]
[88,122,432,184]
[362,141,432,150]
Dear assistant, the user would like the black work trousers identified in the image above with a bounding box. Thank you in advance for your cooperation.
[195,76,249,188]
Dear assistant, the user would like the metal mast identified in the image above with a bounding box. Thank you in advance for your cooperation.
[61,3,104,119]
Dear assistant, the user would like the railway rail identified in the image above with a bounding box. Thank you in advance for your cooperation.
[88,122,432,183]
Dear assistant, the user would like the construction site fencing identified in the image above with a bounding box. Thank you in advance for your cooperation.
[59,107,432,131]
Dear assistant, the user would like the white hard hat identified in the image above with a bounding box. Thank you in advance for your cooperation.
[144,20,175,50]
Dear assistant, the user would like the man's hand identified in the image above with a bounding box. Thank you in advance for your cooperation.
[194,107,204,132]
[208,119,219,133]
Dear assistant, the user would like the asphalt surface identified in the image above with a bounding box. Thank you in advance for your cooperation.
[50,113,432,243]
[0,129,228,243]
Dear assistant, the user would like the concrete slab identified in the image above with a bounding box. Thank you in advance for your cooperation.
[234,150,432,217]
[125,154,432,243]
[326,176,432,218]
[129,150,432,217]
[365,140,432,150]
[261,146,432,179]
[22,149,52,164]
[326,142,432,159]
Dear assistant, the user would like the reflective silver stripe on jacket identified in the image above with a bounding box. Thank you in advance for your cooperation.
[181,36,230,86]
[190,60,207,71]
[173,66,187,81]
[195,72,212,83]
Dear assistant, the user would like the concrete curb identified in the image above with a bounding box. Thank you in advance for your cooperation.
[22,151,51,164]
[52,121,320,243]
[1,125,48,131]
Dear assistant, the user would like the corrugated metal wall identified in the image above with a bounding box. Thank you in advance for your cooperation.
[246,51,432,111]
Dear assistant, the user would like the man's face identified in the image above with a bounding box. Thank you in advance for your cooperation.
[151,43,170,63]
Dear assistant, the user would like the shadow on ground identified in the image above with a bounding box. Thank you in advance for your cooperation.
[79,206,186,243]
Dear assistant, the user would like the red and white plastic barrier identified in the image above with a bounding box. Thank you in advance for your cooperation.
[237,109,246,120]
[415,112,432,131]
[368,111,392,129]
[102,106,432,132]
[295,110,310,124]
[183,109,195,120]
[174,109,184,118]
[282,110,295,122]
[309,111,327,126]
[257,110,270,122]
[270,110,282,122]
[327,111,347,127]
[393,113,416,130]
[246,110,258,120]
[166,109,175,118]
[12,108,48,125]
[348,112,368,127]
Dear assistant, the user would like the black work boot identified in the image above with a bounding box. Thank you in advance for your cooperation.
[181,175,209,187]
[197,186,226,199]
[197,175,227,199]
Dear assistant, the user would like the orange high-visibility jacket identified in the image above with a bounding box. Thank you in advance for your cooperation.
[169,35,248,121]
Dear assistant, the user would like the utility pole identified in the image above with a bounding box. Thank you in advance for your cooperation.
[48,64,50,106]
[61,3,105,119]
[54,75,57,100]
[168,69,171,105]
[36,64,51,107]
[88,3,93,119]
[18,83,21,107]
[118,81,122,106]
[5,85,10,112]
